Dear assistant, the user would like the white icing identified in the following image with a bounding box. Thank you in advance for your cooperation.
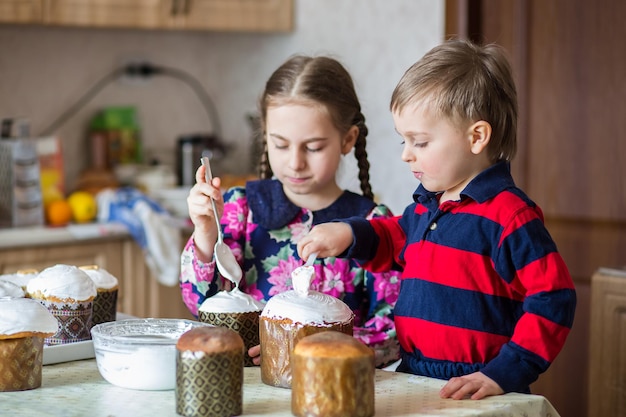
[181,350,206,360]
[81,267,119,290]
[199,288,264,313]
[0,280,25,298]
[26,264,97,301]
[0,271,38,289]
[0,297,59,336]
[261,290,354,326]
[292,265,314,297]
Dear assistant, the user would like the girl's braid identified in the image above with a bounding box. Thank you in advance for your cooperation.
[353,112,374,200]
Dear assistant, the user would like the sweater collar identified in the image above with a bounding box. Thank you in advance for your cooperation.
[247,179,376,229]
[413,161,516,205]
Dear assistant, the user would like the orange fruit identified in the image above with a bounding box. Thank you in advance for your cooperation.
[46,199,72,226]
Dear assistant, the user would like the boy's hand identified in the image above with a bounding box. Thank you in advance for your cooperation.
[297,222,353,261]
[439,372,504,400]
[248,344,261,366]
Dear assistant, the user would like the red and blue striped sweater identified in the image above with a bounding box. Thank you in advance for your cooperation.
[342,162,576,393]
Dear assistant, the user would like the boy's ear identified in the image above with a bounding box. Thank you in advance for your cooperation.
[341,125,359,155]
[468,120,491,155]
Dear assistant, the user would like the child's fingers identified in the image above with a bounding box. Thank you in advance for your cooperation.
[195,164,207,184]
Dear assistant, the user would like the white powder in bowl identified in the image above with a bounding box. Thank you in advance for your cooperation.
[95,344,176,390]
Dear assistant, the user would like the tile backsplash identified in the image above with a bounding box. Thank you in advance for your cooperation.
[0,0,444,215]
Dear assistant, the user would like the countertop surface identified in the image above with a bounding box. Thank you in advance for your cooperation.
[0,223,130,249]
[1,359,561,417]
[0,221,192,250]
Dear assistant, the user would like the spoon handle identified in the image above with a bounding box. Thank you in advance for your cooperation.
[200,157,223,244]
[305,252,318,267]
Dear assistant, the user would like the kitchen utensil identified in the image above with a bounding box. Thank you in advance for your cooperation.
[177,134,226,186]
[303,252,317,268]
[201,156,242,286]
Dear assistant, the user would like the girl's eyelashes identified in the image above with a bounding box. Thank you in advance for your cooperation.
[270,137,324,152]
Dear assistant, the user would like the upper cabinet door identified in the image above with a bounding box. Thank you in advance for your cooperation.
[45,0,170,29]
[0,0,44,23]
[35,0,293,32]
[181,0,293,32]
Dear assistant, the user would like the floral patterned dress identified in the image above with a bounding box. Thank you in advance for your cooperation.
[179,179,401,366]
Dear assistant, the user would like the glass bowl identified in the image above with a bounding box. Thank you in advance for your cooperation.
[90,318,211,390]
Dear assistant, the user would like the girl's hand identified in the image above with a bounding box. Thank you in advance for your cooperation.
[248,344,261,366]
[439,372,504,400]
[297,222,353,261]
[187,165,224,261]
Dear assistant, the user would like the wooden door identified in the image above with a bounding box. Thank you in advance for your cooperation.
[446,1,626,417]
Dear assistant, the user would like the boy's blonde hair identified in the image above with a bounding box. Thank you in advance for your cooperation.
[390,39,518,162]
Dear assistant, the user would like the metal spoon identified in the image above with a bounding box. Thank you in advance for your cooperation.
[201,156,242,287]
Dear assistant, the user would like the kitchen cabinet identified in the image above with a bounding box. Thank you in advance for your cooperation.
[588,268,626,417]
[46,0,169,29]
[0,0,43,24]
[0,0,293,32]
[0,234,194,320]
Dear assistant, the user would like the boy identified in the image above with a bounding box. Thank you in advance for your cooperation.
[296,39,576,400]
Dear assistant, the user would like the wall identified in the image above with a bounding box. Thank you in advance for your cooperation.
[0,0,444,215]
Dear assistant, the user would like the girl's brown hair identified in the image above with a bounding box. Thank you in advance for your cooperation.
[390,39,518,163]
[257,55,374,200]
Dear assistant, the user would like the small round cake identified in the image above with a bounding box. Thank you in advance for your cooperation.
[291,331,375,417]
[26,264,97,345]
[176,326,244,417]
[0,280,25,298]
[198,288,264,367]
[79,265,119,325]
[259,265,354,388]
[0,297,59,391]
[0,269,38,293]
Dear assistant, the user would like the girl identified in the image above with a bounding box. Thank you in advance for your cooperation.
[179,55,401,367]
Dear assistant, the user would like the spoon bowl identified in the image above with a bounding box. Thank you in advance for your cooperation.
[201,157,242,286]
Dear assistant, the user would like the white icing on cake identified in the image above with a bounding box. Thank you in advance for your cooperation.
[80,266,119,290]
[261,290,354,326]
[0,280,25,298]
[0,270,38,289]
[199,288,264,313]
[292,265,315,297]
[0,297,59,336]
[26,264,97,301]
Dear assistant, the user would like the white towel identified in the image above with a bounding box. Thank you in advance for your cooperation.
[96,187,181,287]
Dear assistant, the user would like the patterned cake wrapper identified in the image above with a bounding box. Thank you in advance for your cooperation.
[92,289,118,326]
[291,346,375,417]
[198,311,260,367]
[175,349,243,417]
[0,336,44,392]
[259,319,353,389]
[37,299,93,345]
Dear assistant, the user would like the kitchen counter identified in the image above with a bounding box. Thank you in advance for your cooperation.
[0,223,195,319]
[0,223,131,249]
[0,220,193,250]
[2,359,561,417]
